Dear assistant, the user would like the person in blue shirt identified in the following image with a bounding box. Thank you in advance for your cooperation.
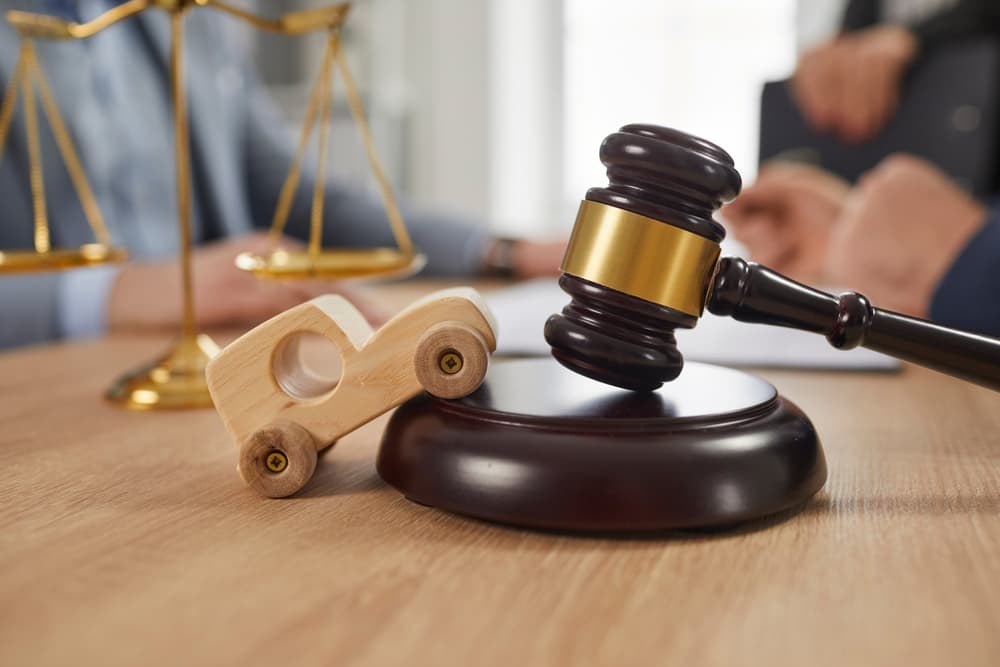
[0,1,564,350]
[725,0,1000,336]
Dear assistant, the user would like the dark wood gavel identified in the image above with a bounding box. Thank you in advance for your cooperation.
[544,124,1000,392]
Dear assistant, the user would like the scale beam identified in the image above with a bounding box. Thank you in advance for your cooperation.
[201,1,351,35]
[7,0,154,39]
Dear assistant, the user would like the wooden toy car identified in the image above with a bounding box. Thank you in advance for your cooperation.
[206,287,497,498]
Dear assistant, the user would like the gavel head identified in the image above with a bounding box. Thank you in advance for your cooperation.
[544,124,742,391]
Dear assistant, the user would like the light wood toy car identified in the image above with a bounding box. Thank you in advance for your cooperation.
[206,287,498,498]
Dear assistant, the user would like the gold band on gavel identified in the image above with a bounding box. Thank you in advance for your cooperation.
[560,200,722,317]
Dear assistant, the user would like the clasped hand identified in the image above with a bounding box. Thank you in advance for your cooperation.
[724,156,987,318]
[108,232,388,332]
[793,25,918,143]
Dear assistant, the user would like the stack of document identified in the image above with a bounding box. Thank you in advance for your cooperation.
[485,279,899,371]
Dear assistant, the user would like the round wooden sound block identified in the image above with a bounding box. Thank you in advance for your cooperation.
[377,359,826,532]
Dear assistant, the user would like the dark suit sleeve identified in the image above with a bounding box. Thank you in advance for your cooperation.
[930,211,1000,336]
[910,0,1000,49]
[841,0,1000,47]
[841,0,879,32]
[843,0,1000,47]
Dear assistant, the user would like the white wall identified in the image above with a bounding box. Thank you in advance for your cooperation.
[397,0,564,237]
[796,0,847,51]
[397,0,800,236]
[562,0,799,235]
[263,1,805,238]
[488,0,564,237]
[401,0,492,220]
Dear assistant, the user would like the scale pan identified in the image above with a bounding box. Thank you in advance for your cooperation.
[0,243,127,273]
[235,247,426,281]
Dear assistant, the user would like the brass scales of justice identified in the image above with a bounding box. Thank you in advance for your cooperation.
[0,0,423,410]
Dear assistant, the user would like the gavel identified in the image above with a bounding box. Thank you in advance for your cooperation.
[544,124,1000,392]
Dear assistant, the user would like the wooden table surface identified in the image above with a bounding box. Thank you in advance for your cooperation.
[2,281,999,667]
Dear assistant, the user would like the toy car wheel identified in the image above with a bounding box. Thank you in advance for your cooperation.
[414,321,490,399]
[238,421,318,498]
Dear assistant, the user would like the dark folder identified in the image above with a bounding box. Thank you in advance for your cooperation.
[759,39,1000,196]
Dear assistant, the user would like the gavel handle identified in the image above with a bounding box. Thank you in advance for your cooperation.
[707,257,1000,391]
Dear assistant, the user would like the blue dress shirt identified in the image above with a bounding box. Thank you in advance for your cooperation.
[0,1,489,348]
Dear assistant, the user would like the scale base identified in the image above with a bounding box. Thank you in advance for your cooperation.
[106,333,220,410]
[378,358,826,533]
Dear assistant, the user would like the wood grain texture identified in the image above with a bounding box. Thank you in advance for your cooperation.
[1,280,999,667]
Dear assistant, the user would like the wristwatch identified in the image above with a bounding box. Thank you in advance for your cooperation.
[482,237,519,278]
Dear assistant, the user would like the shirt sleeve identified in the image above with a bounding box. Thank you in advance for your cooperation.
[0,272,62,350]
[840,0,879,32]
[840,0,1000,49]
[930,211,1000,336]
[57,265,120,340]
[239,66,491,277]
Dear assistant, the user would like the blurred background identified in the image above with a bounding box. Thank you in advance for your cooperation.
[243,0,845,239]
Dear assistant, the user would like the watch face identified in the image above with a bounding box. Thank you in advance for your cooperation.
[484,238,517,277]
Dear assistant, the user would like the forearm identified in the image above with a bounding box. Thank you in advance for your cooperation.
[394,208,491,277]
[243,87,490,277]
[308,184,490,277]
[930,214,1000,336]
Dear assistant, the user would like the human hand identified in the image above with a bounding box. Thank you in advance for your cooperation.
[826,155,986,317]
[793,25,918,143]
[511,239,567,278]
[108,232,387,332]
[722,162,850,283]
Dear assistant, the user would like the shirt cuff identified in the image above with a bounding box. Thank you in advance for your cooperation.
[57,265,120,340]
[930,214,1000,336]
[466,228,493,277]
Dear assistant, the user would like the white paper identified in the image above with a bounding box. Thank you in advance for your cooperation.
[486,279,900,371]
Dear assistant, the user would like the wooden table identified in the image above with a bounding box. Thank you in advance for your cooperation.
[2,281,999,667]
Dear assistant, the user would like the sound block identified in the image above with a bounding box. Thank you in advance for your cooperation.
[377,358,826,532]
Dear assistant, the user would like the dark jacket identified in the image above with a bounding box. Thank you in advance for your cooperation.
[844,0,1000,336]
